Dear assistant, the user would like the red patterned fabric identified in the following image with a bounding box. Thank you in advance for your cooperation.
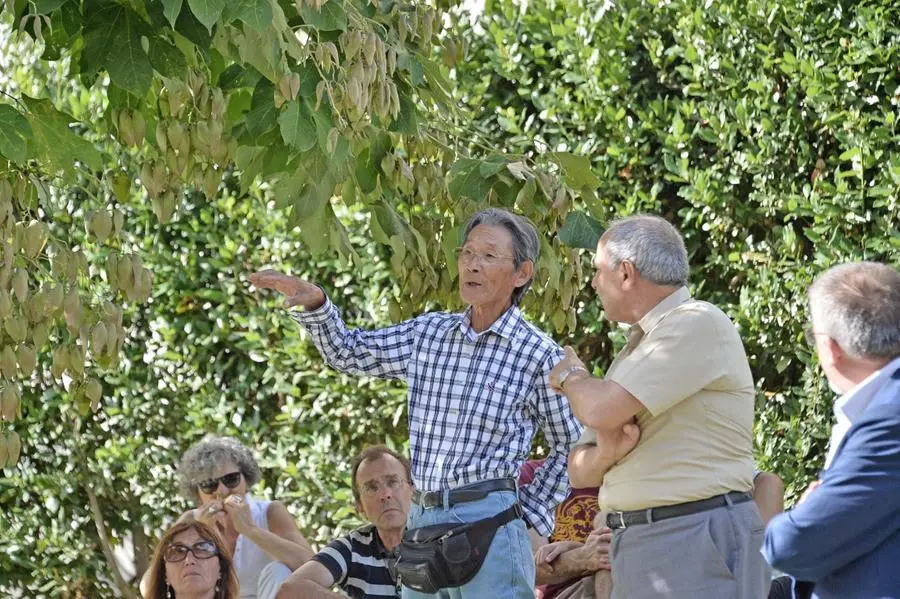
[520,460,600,599]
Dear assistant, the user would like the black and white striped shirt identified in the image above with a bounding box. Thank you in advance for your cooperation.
[312,524,399,599]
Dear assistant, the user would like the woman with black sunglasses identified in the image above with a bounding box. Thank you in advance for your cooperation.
[144,518,240,599]
[166,436,314,599]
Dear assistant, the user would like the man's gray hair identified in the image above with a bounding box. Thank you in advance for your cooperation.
[808,261,900,359]
[601,215,689,286]
[462,208,540,305]
[177,436,262,504]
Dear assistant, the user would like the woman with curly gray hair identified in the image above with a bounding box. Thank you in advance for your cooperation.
[170,436,313,599]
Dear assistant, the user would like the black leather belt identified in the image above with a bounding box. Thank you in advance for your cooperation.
[606,490,753,530]
[413,478,517,509]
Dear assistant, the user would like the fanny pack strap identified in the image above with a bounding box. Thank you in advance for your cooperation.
[452,502,523,536]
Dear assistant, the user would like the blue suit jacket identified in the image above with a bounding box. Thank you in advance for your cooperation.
[763,368,900,599]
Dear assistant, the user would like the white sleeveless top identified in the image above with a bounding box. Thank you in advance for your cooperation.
[233,496,274,598]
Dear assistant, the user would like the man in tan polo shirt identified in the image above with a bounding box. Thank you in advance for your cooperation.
[550,215,769,599]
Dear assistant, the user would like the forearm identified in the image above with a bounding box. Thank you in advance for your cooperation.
[275,578,345,599]
[291,299,413,379]
[535,544,600,586]
[563,375,614,431]
[242,526,314,570]
[568,444,616,489]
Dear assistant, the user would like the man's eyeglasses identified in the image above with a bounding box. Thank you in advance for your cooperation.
[455,247,512,267]
[164,540,219,562]
[197,471,242,495]
[360,474,408,497]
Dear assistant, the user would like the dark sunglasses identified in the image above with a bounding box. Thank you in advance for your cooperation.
[164,540,219,562]
[197,471,242,495]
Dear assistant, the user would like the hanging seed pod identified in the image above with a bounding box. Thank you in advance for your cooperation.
[0,347,17,379]
[116,255,134,291]
[67,345,85,378]
[24,220,46,259]
[0,290,11,319]
[5,315,27,343]
[117,110,134,145]
[0,432,7,468]
[50,346,67,379]
[90,210,113,243]
[63,291,81,330]
[112,208,124,237]
[90,322,108,356]
[130,111,146,146]
[84,378,102,404]
[106,254,119,289]
[31,320,49,348]
[12,268,27,302]
[1,385,19,421]
[155,120,169,153]
[6,430,20,467]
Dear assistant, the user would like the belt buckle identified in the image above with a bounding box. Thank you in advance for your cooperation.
[609,511,626,529]
[422,490,440,509]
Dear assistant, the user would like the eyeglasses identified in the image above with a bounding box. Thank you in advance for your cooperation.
[197,471,242,495]
[164,540,219,562]
[455,247,513,267]
[360,474,408,498]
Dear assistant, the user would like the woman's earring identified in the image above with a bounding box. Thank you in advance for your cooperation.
[166,583,175,599]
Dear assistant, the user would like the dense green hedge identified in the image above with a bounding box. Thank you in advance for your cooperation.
[450,0,899,499]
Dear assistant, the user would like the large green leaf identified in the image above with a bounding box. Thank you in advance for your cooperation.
[447,158,493,202]
[187,0,227,31]
[32,0,68,13]
[547,152,600,190]
[298,0,347,31]
[0,105,32,166]
[558,210,605,250]
[148,39,188,79]
[161,0,183,27]
[278,100,316,152]
[232,0,272,32]
[21,96,103,175]
[82,1,152,96]
[243,79,277,139]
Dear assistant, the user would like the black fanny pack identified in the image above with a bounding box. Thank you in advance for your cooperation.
[396,503,523,593]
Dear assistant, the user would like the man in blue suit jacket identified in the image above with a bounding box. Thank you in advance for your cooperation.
[763,261,900,599]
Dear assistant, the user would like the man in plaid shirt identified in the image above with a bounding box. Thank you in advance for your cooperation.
[251,208,582,598]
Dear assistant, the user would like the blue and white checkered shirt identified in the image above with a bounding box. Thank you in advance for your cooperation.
[292,297,583,536]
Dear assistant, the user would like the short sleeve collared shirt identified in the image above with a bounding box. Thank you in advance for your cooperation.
[580,287,756,511]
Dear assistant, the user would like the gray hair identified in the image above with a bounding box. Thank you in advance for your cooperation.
[601,215,689,286]
[177,436,262,504]
[808,261,900,359]
[462,208,540,305]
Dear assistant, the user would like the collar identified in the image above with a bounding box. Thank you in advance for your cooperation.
[458,304,522,342]
[637,286,692,334]
[835,354,900,423]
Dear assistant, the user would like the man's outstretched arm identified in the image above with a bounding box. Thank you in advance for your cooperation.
[275,561,343,599]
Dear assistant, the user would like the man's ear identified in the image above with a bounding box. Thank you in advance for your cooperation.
[822,336,845,368]
[619,260,637,287]
[515,260,534,287]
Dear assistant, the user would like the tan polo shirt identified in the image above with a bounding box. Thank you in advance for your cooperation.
[579,287,755,512]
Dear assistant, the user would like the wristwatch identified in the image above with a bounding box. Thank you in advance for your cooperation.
[557,366,588,389]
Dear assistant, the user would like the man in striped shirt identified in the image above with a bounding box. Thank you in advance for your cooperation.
[251,208,583,598]
[276,446,411,598]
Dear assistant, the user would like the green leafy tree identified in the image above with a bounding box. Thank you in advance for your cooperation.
[449,0,899,500]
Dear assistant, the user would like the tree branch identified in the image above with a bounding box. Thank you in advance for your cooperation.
[85,486,140,599]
